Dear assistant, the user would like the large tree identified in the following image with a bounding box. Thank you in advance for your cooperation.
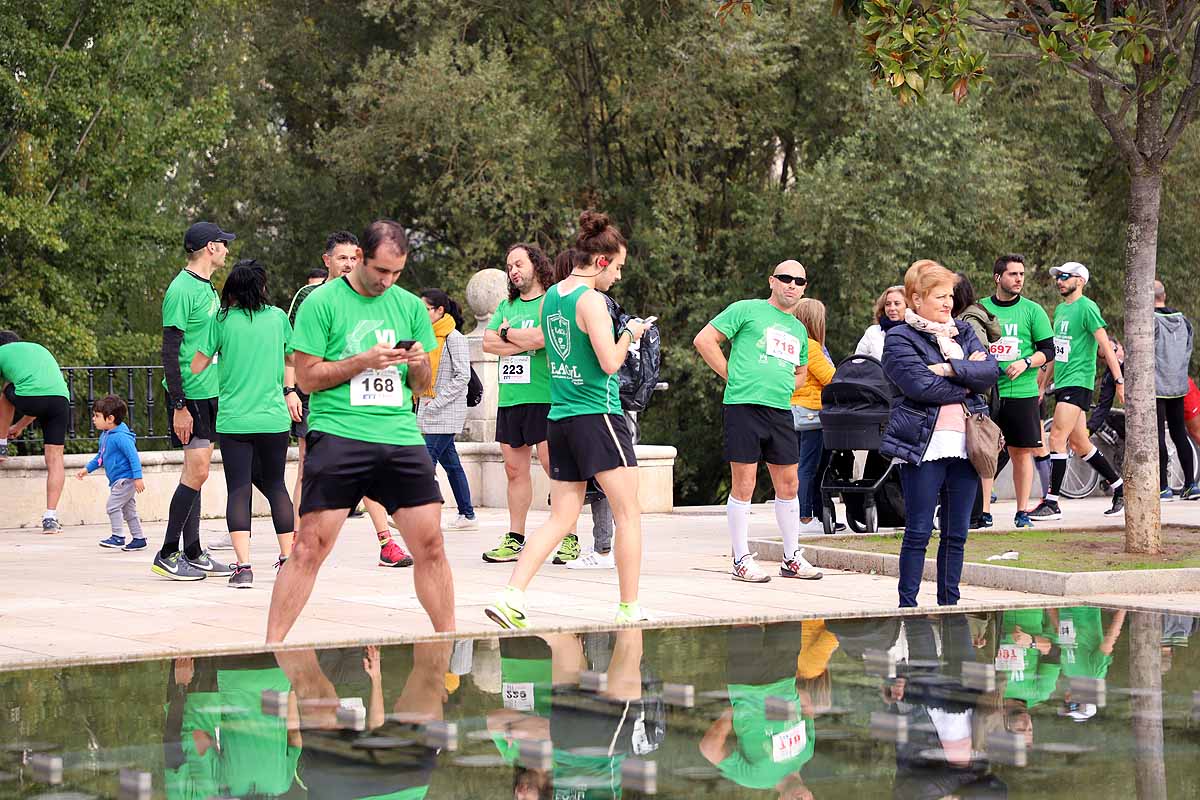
[726,0,1200,551]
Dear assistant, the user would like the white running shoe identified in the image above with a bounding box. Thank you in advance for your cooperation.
[209,533,234,551]
[447,514,479,530]
[732,553,771,583]
[798,517,823,534]
[567,549,616,570]
[781,549,824,580]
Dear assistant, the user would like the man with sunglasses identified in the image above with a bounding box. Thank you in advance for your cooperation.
[694,261,823,584]
[1035,262,1125,519]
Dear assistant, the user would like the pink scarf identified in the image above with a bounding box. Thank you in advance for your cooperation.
[904,309,963,361]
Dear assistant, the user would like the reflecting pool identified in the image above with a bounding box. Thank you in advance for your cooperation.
[1,606,1198,798]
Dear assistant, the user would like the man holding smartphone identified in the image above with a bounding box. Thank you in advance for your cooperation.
[266,219,455,642]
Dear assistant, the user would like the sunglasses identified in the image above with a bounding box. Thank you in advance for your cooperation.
[773,274,808,286]
[1053,273,1077,282]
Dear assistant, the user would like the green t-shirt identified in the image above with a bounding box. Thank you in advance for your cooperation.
[217,667,301,797]
[1052,296,1106,391]
[290,277,436,446]
[979,296,1054,399]
[0,342,68,398]
[164,691,222,800]
[200,306,293,435]
[1056,607,1114,680]
[709,300,809,410]
[998,610,1060,708]
[542,284,621,420]
[718,678,816,790]
[162,270,221,399]
[488,295,552,407]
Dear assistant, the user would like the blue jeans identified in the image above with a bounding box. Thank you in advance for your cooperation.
[898,457,977,607]
[424,434,475,518]
[797,428,825,518]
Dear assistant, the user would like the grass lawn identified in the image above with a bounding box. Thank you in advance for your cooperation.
[798,527,1200,572]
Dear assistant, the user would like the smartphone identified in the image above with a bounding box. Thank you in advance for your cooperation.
[393,340,417,350]
[641,316,657,326]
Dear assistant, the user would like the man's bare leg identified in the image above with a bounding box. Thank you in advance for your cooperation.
[392,501,455,632]
[44,444,65,511]
[266,507,348,643]
[501,443,534,535]
[1009,447,1036,512]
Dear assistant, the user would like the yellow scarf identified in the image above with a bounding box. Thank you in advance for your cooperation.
[423,314,457,398]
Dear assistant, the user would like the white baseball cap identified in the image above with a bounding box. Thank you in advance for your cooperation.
[1050,261,1090,284]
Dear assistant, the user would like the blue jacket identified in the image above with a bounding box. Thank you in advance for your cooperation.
[879,321,999,465]
[86,423,143,484]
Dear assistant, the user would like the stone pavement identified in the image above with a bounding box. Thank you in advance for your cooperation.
[1,496,1196,670]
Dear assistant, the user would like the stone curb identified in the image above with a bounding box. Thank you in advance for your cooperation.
[750,538,1200,596]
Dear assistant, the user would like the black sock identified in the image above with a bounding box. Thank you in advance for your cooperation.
[182,490,203,560]
[510,532,526,544]
[1035,455,1052,499]
[160,484,199,558]
[1048,454,1068,502]
[1084,448,1122,492]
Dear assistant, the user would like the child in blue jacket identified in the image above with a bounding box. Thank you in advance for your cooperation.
[77,395,146,550]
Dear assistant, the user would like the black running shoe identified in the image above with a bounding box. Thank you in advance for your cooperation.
[1028,500,1062,520]
[1104,493,1125,516]
[228,564,254,588]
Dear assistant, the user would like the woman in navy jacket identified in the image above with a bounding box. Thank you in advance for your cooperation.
[880,260,999,607]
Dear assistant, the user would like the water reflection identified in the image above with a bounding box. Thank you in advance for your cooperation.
[0,606,1195,799]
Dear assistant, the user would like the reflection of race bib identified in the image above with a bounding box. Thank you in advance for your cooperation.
[1054,336,1071,363]
[502,682,534,712]
[350,367,404,406]
[990,336,1020,360]
[1057,619,1076,647]
[995,644,1026,672]
[771,722,807,763]
[632,716,655,755]
[766,328,802,366]
[499,355,531,384]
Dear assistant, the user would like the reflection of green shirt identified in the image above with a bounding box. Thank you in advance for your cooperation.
[200,307,293,434]
[164,691,222,800]
[553,749,624,800]
[0,342,68,399]
[489,295,551,407]
[492,654,554,766]
[1056,607,1114,679]
[1052,296,1106,390]
[718,678,816,790]
[162,270,220,399]
[979,296,1053,399]
[709,300,809,410]
[1000,610,1060,707]
[216,667,301,798]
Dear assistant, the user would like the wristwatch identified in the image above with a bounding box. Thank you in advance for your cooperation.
[1115,376,1125,385]
[1023,356,1033,370]
[499,326,510,343]
[283,387,298,396]
[172,397,186,411]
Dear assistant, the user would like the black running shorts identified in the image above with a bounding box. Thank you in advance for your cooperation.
[1054,386,1094,412]
[995,396,1043,449]
[546,413,637,483]
[496,403,550,448]
[291,393,310,439]
[299,430,443,516]
[723,403,799,465]
[167,396,218,449]
[4,384,70,446]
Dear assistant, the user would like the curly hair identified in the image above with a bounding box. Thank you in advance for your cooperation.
[505,243,554,301]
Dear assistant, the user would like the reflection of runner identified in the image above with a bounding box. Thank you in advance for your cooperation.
[1053,607,1124,722]
[163,658,222,800]
[215,657,302,797]
[701,623,815,798]
[996,609,1060,746]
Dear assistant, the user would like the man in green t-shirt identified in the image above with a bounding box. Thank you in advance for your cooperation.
[1037,262,1126,520]
[266,219,455,642]
[693,261,821,584]
[482,243,557,563]
[0,332,71,532]
[152,221,236,581]
[978,254,1056,528]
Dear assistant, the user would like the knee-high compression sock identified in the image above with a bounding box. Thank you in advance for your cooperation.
[727,496,752,563]
[1047,453,1069,503]
[182,490,203,560]
[774,496,801,561]
[160,484,199,558]
[1035,455,1052,499]
[1084,446,1123,494]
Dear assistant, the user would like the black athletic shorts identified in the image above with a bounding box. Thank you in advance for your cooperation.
[995,396,1043,449]
[291,393,310,439]
[1055,386,1094,412]
[4,384,70,446]
[723,403,798,465]
[496,403,550,448]
[546,413,637,483]
[167,396,218,449]
[299,430,443,516]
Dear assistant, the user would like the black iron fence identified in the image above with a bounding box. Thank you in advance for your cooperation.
[10,366,172,455]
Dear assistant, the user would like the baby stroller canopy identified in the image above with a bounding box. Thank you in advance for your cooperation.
[820,354,893,452]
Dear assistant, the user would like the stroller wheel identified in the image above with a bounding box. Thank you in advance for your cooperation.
[822,515,835,535]
[864,504,878,533]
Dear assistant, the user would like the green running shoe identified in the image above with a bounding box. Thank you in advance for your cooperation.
[484,596,530,630]
[482,532,525,563]
[614,603,648,624]
[552,533,580,565]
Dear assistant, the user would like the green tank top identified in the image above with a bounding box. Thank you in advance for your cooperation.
[541,284,621,420]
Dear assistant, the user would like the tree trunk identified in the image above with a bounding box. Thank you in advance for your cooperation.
[1129,612,1166,799]
[1122,167,1163,554]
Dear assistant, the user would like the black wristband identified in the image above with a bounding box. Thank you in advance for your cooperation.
[283,386,298,396]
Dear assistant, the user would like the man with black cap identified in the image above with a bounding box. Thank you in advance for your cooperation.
[151,221,237,581]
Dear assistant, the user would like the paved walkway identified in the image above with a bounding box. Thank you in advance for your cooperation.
[1,497,1195,670]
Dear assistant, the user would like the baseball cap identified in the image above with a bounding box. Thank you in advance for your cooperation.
[1050,261,1089,284]
[184,221,236,253]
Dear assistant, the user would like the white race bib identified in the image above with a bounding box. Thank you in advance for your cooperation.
[990,336,1020,361]
[771,722,808,763]
[995,644,1026,672]
[502,682,534,712]
[350,367,404,406]
[499,355,531,384]
[1054,336,1072,363]
[766,328,802,366]
[1057,619,1076,647]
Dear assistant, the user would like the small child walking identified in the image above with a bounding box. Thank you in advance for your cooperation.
[77,395,146,550]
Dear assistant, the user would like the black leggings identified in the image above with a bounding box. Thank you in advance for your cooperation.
[1158,397,1195,489]
[221,432,294,534]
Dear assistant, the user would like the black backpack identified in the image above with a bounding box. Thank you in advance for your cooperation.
[604,295,662,412]
[467,366,483,407]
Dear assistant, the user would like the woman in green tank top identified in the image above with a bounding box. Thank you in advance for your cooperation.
[486,211,653,630]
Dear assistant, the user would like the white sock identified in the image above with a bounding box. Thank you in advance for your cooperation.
[775,496,801,562]
[727,496,752,562]
[43,509,57,520]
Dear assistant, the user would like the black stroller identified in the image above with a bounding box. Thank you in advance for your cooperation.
[818,354,904,534]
